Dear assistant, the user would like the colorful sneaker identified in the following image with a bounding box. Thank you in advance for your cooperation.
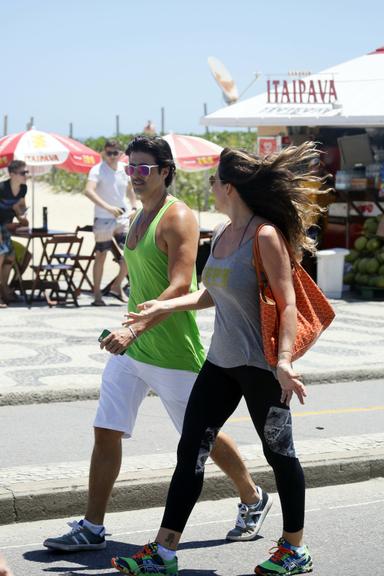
[43,519,106,551]
[226,487,273,541]
[254,538,313,575]
[112,542,178,575]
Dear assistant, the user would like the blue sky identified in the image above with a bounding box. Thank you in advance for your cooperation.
[2,0,384,138]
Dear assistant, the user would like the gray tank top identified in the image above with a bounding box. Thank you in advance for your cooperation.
[202,228,273,372]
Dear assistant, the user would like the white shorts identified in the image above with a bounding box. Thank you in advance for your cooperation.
[94,354,197,438]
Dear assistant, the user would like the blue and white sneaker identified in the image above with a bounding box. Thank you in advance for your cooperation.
[226,486,272,541]
[43,519,106,551]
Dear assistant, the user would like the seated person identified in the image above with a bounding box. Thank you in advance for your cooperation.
[3,240,32,301]
[0,161,29,307]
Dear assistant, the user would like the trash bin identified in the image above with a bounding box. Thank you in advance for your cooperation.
[316,248,349,298]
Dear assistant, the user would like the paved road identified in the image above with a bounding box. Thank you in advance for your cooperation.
[1,479,383,575]
[1,379,383,470]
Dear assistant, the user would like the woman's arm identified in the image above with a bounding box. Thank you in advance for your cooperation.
[125,287,214,325]
[258,226,307,405]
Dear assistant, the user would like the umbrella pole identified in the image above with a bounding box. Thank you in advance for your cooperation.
[32,174,35,230]
[31,173,35,282]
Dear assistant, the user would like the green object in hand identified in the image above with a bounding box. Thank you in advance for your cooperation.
[98,329,126,355]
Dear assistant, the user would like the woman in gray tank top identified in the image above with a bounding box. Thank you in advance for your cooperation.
[116,142,325,576]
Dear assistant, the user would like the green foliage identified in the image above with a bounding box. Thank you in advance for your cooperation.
[45,167,87,193]
[44,131,257,209]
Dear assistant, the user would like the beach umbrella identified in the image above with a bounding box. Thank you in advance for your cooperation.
[162,133,223,172]
[0,129,100,173]
[0,128,101,226]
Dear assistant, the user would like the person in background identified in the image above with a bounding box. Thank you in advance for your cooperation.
[0,160,29,307]
[113,142,323,576]
[85,139,138,306]
[43,136,271,554]
[143,120,156,135]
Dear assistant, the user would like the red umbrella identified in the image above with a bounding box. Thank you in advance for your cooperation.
[0,129,101,173]
[0,129,101,228]
[162,133,223,172]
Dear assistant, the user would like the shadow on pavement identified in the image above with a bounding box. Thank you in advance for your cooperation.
[178,535,262,550]
[22,538,244,574]
[23,540,139,572]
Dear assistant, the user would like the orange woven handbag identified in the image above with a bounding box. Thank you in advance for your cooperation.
[253,224,335,366]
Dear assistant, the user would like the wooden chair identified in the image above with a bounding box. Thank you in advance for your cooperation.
[71,225,96,293]
[29,234,84,306]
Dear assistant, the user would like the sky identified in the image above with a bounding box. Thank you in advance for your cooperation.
[2,0,384,139]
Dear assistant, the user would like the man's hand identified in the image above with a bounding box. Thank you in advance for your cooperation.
[17,217,29,227]
[99,328,136,355]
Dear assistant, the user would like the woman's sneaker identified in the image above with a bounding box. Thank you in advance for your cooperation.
[226,487,272,541]
[255,538,313,575]
[43,520,106,551]
[112,542,178,575]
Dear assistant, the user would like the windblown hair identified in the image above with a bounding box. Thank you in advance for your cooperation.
[218,141,331,258]
[126,136,176,188]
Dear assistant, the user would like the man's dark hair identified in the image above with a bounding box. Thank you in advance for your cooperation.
[104,139,121,150]
[126,136,176,188]
[8,160,26,174]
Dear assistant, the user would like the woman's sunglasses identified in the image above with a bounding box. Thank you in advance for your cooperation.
[209,175,222,186]
[125,164,159,177]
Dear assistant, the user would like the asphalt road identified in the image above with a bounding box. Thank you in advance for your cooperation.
[1,478,383,576]
[0,379,383,468]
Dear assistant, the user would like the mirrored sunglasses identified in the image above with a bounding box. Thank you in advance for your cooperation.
[125,164,159,177]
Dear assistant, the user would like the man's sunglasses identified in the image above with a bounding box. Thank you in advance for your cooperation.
[105,150,120,157]
[17,170,29,176]
[125,164,159,177]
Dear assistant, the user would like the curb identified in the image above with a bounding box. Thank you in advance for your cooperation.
[1,452,383,526]
[1,366,384,406]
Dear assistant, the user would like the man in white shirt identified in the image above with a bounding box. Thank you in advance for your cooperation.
[85,140,137,306]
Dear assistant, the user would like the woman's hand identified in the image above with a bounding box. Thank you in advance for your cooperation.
[122,299,168,326]
[99,328,136,355]
[276,361,307,406]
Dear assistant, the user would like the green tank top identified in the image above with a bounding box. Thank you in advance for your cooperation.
[124,198,206,373]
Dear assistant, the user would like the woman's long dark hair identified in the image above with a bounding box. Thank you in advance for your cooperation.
[218,141,330,258]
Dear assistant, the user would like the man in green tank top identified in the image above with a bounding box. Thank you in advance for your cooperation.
[43,137,270,553]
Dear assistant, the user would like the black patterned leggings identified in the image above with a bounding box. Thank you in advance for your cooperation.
[161,360,305,534]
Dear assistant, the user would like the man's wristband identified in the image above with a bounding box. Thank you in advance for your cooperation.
[128,326,138,340]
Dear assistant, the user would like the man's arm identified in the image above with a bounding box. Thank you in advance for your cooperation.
[84,179,123,218]
[100,202,201,355]
[13,198,29,226]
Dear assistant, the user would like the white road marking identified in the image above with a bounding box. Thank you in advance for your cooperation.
[1,500,382,551]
